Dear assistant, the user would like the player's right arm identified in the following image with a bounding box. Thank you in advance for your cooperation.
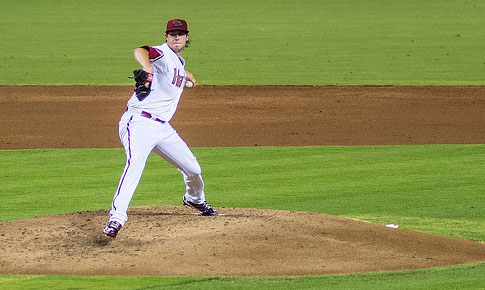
[185,70,197,87]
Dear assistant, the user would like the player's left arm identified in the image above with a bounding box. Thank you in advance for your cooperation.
[185,70,197,87]
[133,47,153,74]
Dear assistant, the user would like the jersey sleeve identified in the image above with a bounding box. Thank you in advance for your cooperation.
[140,45,164,62]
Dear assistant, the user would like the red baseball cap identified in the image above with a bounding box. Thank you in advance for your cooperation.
[166,19,189,33]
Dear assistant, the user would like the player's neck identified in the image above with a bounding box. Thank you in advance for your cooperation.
[166,43,183,55]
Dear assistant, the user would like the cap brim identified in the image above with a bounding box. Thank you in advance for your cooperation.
[166,29,189,33]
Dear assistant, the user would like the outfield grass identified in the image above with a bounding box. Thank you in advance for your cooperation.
[0,145,484,288]
[1,0,484,85]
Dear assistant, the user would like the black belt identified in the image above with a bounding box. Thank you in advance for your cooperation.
[140,111,165,123]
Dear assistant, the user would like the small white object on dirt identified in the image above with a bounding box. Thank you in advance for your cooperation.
[386,224,399,229]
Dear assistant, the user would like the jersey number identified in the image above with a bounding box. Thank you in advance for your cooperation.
[171,68,184,87]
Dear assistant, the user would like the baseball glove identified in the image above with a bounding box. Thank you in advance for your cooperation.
[132,69,153,101]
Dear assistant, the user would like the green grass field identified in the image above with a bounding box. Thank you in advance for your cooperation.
[1,0,484,85]
[1,0,484,289]
[0,146,484,289]
[1,263,485,290]
[1,146,484,241]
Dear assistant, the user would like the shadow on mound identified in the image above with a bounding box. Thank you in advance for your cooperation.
[1,205,484,276]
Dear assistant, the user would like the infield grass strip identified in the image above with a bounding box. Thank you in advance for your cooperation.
[1,0,484,85]
[0,145,484,241]
[0,262,484,289]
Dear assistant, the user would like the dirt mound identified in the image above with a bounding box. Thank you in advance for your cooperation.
[1,206,484,276]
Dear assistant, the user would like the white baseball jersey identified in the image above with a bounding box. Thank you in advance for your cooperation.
[127,43,187,122]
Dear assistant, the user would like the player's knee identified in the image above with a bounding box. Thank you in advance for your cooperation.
[182,163,201,177]
[188,164,202,176]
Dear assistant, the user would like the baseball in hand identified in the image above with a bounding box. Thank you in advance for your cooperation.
[185,80,194,88]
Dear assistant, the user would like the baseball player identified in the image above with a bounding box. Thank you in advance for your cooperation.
[103,19,218,238]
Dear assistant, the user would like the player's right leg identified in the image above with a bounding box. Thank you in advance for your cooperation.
[105,114,157,236]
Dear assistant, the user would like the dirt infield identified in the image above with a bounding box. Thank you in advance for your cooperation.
[0,85,484,276]
[1,85,484,149]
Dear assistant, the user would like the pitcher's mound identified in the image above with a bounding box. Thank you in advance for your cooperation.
[1,205,484,276]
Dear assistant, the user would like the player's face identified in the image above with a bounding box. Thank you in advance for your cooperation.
[165,30,188,53]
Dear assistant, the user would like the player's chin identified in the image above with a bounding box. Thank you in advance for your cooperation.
[171,43,185,51]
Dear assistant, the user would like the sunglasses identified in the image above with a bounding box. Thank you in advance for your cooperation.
[167,31,187,37]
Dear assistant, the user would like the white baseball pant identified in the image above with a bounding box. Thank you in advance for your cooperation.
[108,110,205,225]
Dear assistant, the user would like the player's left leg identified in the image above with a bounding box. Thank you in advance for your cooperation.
[152,130,206,204]
[152,123,217,216]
